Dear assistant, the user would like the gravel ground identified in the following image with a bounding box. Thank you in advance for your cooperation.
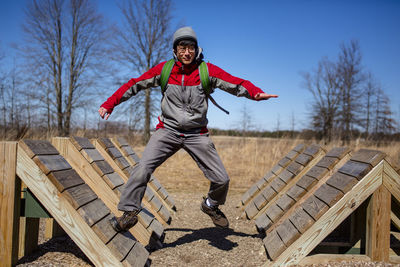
[16,190,399,267]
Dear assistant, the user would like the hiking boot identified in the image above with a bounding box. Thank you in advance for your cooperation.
[109,210,140,232]
[200,197,229,228]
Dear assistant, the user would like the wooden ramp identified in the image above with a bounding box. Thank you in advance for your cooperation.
[52,137,164,247]
[111,137,176,212]
[92,138,172,225]
[258,148,400,266]
[16,140,149,266]
[243,144,326,220]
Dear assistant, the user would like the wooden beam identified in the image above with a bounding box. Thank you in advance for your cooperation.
[265,161,383,267]
[298,254,371,266]
[0,142,20,267]
[366,184,391,262]
[16,144,122,267]
[383,160,400,202]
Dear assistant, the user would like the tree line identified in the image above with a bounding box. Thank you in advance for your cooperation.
[301,40,397,144]
[0,1,398,143]
[0,0,172,142]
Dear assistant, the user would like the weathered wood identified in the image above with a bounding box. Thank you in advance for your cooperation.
[286,161,303,176]
[91,160,115,175]
[275,194,295,212]
[275,219,301,246]
[286,185,306,201]
[314,184,344,207]
[254,193,267,210]
[366,184,391,262]
[278,157,292,168]
[92,214,118,244]
[262,186,277,202]
[0,142,20,267]
[277,169,294,183]
[338,160,372,180]
[63,184,98,209]
[326,172,358,194]
[305,166,329,180]
[107,147,124,160]
[115,157,131,171]
[16,146,123,266]
[78,198,110,227]
[123,242,150,267]
[271,164,284,176]
[107,231,137,261]
[382,160,400,202]
[70,136,95,150]
[19,140,59,158]
[33,155,71,175]
[351,149,386,167]
[288,208,314,234]
[295,154,312,166]
[255,213,273,233]
[266,204,284,222]
[296,175,317,190]
[266,161,383,267]
[303,144,322,157]
[47,169,85,193]
[270,178,286,192]
[97,138,115,149]
[293,144,306,153]
[325,147,351,159]
[301,195,329,221]
[103,173,125,189]
[80,149,104,163]
[244,202,259,219]
[264,230,286,260]
[316,157,339,170]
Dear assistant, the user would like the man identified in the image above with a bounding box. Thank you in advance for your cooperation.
[98,26,278,232]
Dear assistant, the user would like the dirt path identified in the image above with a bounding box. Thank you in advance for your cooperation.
[16,190,398,267]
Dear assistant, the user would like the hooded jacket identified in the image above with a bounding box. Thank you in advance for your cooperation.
[100,59,265,134]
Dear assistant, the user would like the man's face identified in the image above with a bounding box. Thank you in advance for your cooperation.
[176,44,196,65]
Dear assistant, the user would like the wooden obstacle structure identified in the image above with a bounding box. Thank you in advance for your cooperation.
[0,137,176,267]
[241,144,400,266]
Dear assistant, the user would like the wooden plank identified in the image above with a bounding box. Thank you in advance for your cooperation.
[305,166,329,180]
[264,230,286,260]
[271,164,283,176]
[97,138,114,149]
[70,136,95,150]
[255,213,273,233]
[296,175,317,190]
[302,144,322,157]
[107,231,137,261]
[33,155,72,175]
[278,157,292,168]
[123,242,149,267]
[338,160,372,180]
[316,157,339,170]
[382,160,400,202]
[19,140,59,158]
[81,149,104,163]
[295,154,312,166]
[286,161,303,176]
[288,208,314,234]
[0,142,20,267]
[277,169,294,183]
[103,172,125,189]
[265,161,383,267]
[92,214,118,244]
[301,195,329,221]
[325,147,351,159]
[314,183,344,207]
[114,137,130,147]
[91,160,115,175]
[275,194,295,212]
[351,149,386,167]
[276,219,301,246]
[47,169,85,193]
[326,172,358,194]
[253,193,267,210]
[286,185,306,201]
[63,184,98,209]
[261,186,277,202]
[293,144,306,153]
[366,184,391,262]
[16,146,122,266]
[244,202,259,219]
[78,198,110,227]
[107,147,124,160]
[270,178,286,192]
[115,157,131,171]
[266,204,284,222]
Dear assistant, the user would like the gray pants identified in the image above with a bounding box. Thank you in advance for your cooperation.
[118,128,230,211]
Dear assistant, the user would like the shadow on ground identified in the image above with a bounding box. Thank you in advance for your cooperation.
[163,227,260,251]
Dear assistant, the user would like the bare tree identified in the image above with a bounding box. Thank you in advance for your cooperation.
[301,57,341,143]
[21,0,108,136]
[372,88,396,138]
[111,0,173,143]
[336,40,365,144]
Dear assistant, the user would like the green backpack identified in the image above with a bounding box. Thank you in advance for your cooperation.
[160,59,229,114]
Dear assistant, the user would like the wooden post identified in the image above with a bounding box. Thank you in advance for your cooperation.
[366,184,391,262]
[0,142,20,267]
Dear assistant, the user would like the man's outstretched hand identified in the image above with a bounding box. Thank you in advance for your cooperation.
[254,93,279,101]
[98,107,111,120]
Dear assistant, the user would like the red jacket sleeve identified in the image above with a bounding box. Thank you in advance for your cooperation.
[100,62,165,113]
[207,63,264,100]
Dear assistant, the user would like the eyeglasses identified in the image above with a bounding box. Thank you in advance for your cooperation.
[177,45,195,53]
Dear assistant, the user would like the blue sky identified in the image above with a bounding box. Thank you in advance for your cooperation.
[1,0,399,131]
